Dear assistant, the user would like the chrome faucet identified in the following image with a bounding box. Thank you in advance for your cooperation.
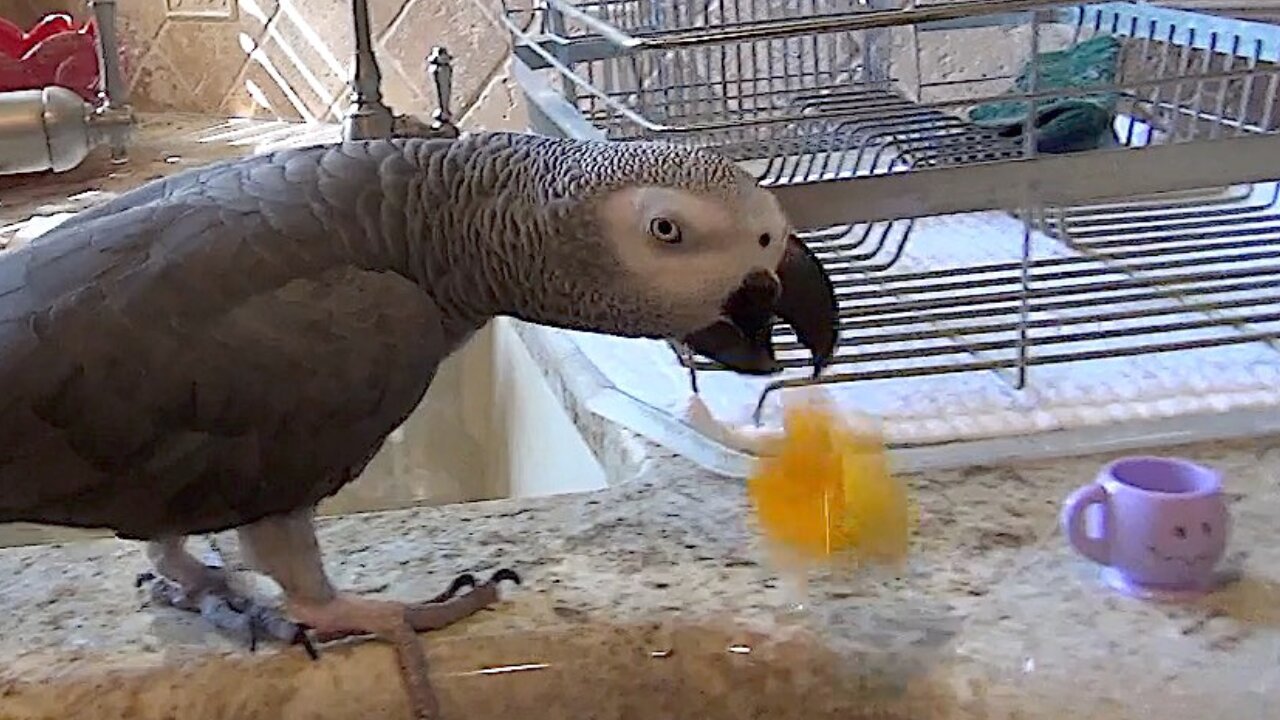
[341,0,458,141]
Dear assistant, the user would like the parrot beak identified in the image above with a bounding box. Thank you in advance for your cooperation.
[683,235,839,376]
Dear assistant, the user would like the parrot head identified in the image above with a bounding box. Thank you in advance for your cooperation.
[531,137,840,376]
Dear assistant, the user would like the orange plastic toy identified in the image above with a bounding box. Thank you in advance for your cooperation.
[746,391,911,568]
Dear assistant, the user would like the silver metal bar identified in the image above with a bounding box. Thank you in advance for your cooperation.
[513,57,608,139]
[540,0,1077,51]
[748,328,1280,422]
[89,0,127,108]
[511,7,1070,70]
[769,134,1280,228]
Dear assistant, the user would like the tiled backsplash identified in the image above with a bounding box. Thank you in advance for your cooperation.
[11,0,520,125]
[3,0,67,27]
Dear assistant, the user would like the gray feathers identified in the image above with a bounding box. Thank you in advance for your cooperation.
[0,132,764,539]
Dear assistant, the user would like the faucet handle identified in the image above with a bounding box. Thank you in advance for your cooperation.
[427,46,458,138]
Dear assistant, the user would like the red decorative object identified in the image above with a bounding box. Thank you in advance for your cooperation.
[0,12,129,104]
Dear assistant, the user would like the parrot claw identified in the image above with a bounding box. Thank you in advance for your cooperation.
[396,567,520,632]
[300,568,522,644]
[490,567,522,586]
[284,568,522,720]
[427,572,477,603]
[408,567,517,607]
[288,625,321,660]
[138,572,309,655]
[137,566,517,671]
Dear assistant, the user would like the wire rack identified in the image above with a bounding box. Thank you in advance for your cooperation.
[499,0,1280,410]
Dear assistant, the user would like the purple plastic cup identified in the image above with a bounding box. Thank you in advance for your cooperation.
[1061,456,1229,601]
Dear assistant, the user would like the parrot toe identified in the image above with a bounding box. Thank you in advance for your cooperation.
[138,571,313,655]
[402,567,520,630]
[298,567,521,643]
[284,567,521,720]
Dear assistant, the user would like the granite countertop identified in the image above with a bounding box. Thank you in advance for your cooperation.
[1,115,1278,720]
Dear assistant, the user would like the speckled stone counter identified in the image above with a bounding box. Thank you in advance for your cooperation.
[1,432,1278,719]
[2,115,1279,720]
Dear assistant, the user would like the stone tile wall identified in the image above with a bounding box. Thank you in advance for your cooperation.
[5,0,523,126]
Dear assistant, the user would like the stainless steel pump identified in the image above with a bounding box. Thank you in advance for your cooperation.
[0,0,133,176]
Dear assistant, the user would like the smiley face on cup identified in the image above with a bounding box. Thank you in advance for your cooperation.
[1061,456,1229,599]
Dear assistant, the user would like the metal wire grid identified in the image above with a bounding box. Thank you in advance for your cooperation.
[565,3,1280,147]
[568,2,875,136]
[702,181,1280,418]
[558,0,875,36]
[502,0,1280,402]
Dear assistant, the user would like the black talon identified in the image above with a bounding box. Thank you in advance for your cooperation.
[431,573,477,603]
[293,627,320,661]
[135,571,156,588]
[490,568,522,586]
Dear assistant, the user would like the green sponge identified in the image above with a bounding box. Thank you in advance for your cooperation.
[968,34,1121,154]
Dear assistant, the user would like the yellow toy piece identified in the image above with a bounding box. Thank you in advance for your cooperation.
[747,391,911,567]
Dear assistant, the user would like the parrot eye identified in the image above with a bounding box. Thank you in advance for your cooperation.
[649,217,682,244]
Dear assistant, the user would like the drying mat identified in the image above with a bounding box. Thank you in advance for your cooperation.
[561,187,1280,476]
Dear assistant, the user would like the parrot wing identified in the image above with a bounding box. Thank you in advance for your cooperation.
[49,154,252,233]
[0,184,446,539]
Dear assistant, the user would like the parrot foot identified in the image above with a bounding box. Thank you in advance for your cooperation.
[137,571,316,657]
[286,568,521,720]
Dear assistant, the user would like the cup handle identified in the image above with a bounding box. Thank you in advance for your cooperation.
[1061,483,1111,565]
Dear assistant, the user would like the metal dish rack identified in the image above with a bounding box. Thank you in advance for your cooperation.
[499,0,1280,415]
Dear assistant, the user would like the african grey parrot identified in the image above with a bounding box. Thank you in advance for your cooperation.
[0,132,838,718]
